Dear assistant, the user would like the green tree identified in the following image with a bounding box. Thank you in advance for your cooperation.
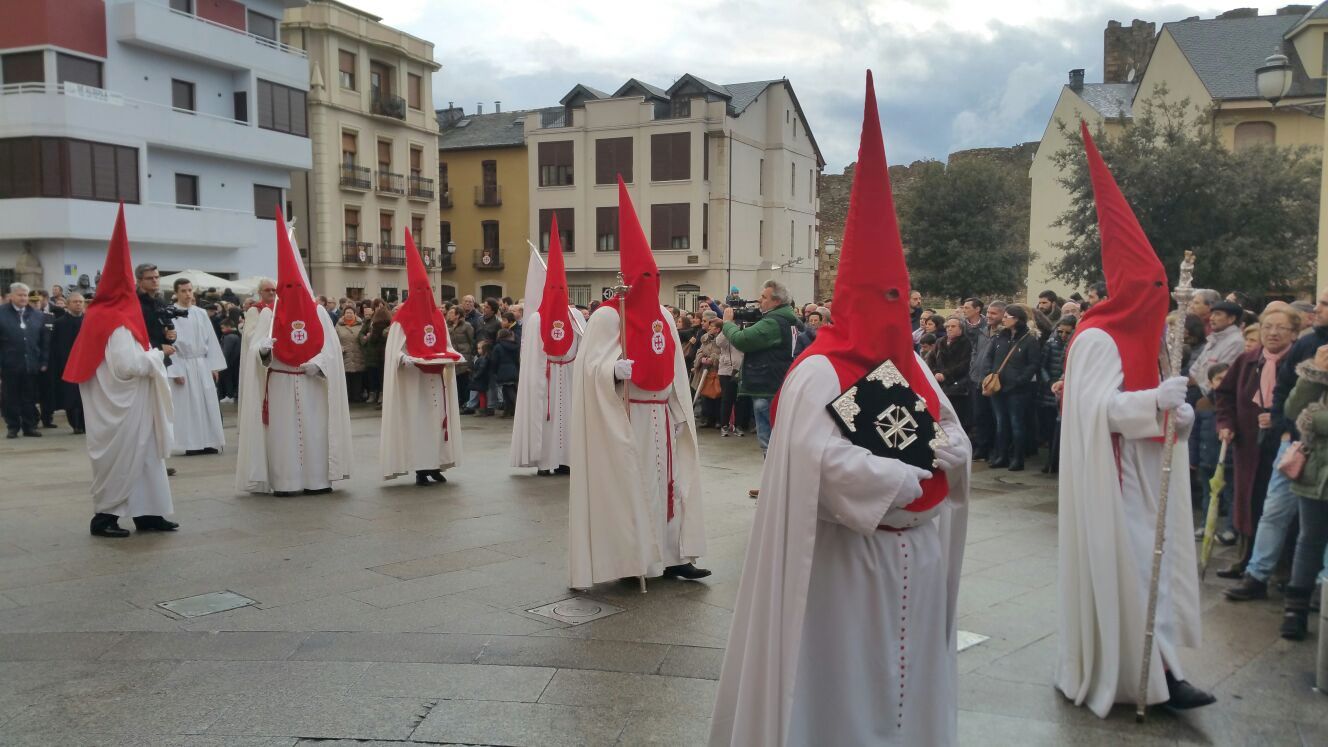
[1050,88,1320,295]
[898,157,1030,301]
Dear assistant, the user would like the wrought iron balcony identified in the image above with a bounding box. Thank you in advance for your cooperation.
[439,190,453,208]
[407,174,434,201]
[436,250,456,270]
[339,163,370,190]
[376,170,405,196]
[342,241,373,265]
[474,248,504,270]
[474,184,502,207]
[371,90,405,120]
[419,246,437,268]
[379,243,406,266]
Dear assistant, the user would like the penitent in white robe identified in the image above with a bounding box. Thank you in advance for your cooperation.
[169,305,226,453]
[510,307,584,470]
[710,354,970,747]
[567,305,706,589]
[379,321,464,478]
[81,327,175,518]
[1056,327,1200,718]
[235,306,353,494]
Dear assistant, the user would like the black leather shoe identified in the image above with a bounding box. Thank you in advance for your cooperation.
[988,457,1008,469]
[1008,461,1025,472]
[1215,563,1246,580]
[429,470,446,484]
[5,430,16,439]
[1223,574,1268,602]
[416,471,432,486]
[91,514,130,538]
[21,429,41,437]
[536,469,554,477]
[555,465,571,475]
[133,515,179,532]
[303,487,333,495]
[166,468,177,477]
[1165,670,1216,710]
[42,422,56,429]
[184,449,206,456]
[200,447,219,455]
[663,563,712,581]
[273,491,299,497]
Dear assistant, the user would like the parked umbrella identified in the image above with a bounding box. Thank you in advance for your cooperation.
[1199,440,1229,579]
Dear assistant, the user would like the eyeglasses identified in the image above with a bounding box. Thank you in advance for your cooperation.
[1260,324,1293,333]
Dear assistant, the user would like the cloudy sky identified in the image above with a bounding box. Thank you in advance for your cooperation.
[351,1,1294,171]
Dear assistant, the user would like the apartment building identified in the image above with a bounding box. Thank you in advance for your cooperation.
[283,0,440,303]
[0,0,312,292]
[524,75,824,308]
[436,103,539,302]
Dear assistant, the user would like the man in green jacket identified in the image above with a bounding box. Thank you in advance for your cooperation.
[721,279,800,458]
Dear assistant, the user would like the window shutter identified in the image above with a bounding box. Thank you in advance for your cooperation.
[92,144,117,201]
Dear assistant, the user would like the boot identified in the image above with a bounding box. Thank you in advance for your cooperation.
[1280,586,1311,641]
[1164,669,1216,710]
[1223,574,1267,602]
[91,513,130,538]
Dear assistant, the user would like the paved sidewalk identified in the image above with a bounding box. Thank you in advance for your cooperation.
[0,405,1323,745]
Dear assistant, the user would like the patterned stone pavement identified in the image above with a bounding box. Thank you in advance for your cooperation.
[0,404,1323,745]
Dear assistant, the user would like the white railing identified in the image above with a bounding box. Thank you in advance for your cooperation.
[145,201,256,216]
[1,82,251,128]
[160,3,307,58]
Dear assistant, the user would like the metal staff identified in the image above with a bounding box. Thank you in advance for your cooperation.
[606,271,646,594]
[1137,250,1196,722]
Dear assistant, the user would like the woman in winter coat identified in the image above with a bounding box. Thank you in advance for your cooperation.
[337,309,366,403]
[715,327,746,436]
[985,304,1041,471]
[446,306,476,414]
[692,319,723,428]
[1277,343,1328,640]
[927,316,973,429]
[360,305,392,405]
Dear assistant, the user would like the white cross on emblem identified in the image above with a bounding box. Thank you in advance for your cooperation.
[874,404,918,450]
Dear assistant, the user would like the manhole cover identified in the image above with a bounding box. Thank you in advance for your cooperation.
[157,591,256,619]
[526,597,624,625]
[957,630,990,653]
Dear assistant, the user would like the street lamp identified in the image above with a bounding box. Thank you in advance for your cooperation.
[1256,49,1294,107]
[824,237,838,256]
[445,240,457,256]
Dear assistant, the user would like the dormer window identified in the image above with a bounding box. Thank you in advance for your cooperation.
[670,97,691,119]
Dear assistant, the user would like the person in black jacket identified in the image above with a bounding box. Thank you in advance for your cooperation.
[1039,316,1075,473]
[490,328,521,418]
[48,292,86,433]
[984,305,1041,471]
[0,282,50,437]
[927,316,973,429]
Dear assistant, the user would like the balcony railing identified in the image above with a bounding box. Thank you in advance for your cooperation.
[376,170,405,196]
[371,90,406,120]
[436,251,456,270]
[407,174,435,200]
[379,243,406,266]
[474,184,502,207]
[474,248,504,270]
[342,241,374,265]
[164,5,307,58]
[439,189,453,208]
[419,246,438,268]
[339,164,370,190]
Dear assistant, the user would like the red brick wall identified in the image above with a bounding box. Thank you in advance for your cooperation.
[196,0,247,32]
[0,0,107,58]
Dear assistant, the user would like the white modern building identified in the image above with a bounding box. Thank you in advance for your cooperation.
[524,75,824,308]
[0,0,311,293]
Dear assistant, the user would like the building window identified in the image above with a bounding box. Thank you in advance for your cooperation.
[670,97,691,118]
[170,0,193,12]
[438,284,457,301]
[702,203,708,250]
[439,220,451,246]
[1,51,43,84]
[409,146,423,178]
[257,79,308,137]
[11,138,143,203]
[539,141,574,187]
[759,219,765,259]
[175,174,199,207]
[703,133,709,181]
[407,73,422,110]
[596,207,618,251]
[56,53,102,88]
[438,161,449,198]
[569,284,592,307]
[345,285,364,301]
[480,283,503,300]
[341,131,357,166]
[171,79,195,112]
[793,118,798,138]
[651,203,690,250]
[247,10,278,42]
[809,169,814,201]
[808,225,814,257]
[477,160,499,205]
[791,162,796,197]
[411,214,425,244]
[379,211,394,247]
[789,220,794,255]
[254,184,282,219]
[338,50,355,90]
[676,284,700,311]
[539,208,574,252]
[1233,121,1276,151]
[482,220,500,252]
[650,132,690,182]
[759,158,764,195]
[595,137,632,184]
[377,140,392,171]
[381,286,398,303]
[345,207,360,241]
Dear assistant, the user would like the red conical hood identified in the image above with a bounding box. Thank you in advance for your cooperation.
[538,214,575,358]
[395,227,458,364]
[1071,122,1169,392]
[780,70,947,511]
[271,204,324,366]
[63,204,150,383]
[602,177,676,391]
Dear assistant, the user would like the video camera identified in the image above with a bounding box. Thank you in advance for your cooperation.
[726,295,764,325]
[157,305,189,331]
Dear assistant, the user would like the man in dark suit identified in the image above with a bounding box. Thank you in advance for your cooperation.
[48,292,86,433]
[0,282,50,438]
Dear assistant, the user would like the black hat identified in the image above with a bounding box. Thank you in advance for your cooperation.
[1210,301,1244,318]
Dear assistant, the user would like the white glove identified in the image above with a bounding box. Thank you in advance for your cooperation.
[1155,376,1188,411]
[614,359,634,381]
[257,337,276,354]
[1173,402,1195,431]
[401,354,417,367]
[898,465,934,504]
[932,426,969,472]
[300,361,321,376]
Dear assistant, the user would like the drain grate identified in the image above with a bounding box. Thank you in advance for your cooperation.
[157,590,256,619]
[957,630,990,652]
[526,597,624,625]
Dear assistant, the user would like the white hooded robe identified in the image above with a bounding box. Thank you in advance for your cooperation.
[510,307,584,470]
[169,305,226,453]
[379,321,464,478]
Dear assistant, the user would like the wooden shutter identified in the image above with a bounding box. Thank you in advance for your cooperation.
[596,207,617,251]
[596,137,631,184]
[92,144,117,200]
[342,132,356,156]
[378,141,391,168]
[408,73,422,109]
[67,140,93,199]
[257,80,274,129]
[650,133,690,181]
[410,147,422,173]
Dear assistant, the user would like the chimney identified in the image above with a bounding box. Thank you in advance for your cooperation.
[494,100,501,113]
[1217,8,1258,19]
[476,102,483,115]
[1069,69,1085,91]
[1278,5,1312,15]
[1103,18,1157,84]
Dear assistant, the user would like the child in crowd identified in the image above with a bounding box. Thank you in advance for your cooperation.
[491,328,521,418]
[471,340,494,416]
[1192,362,1235,543]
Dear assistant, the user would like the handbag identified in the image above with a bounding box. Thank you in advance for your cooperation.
[700,370,723,400]
[981,334,1024,397]
[1278,441,1308,480]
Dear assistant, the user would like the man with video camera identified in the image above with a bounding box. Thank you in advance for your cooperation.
[722,279,800,490]
[134,264,186,364]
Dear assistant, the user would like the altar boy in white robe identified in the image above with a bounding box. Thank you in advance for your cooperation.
[380,227,463,485]
[1056,123,1213,717]
[710,72,971,747]
[64,206,177,538]
[567,179,708,589]
[167,277,226,455]
[511,215,584,475]
[235,207,352,496]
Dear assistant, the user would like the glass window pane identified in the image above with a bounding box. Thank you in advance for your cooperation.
[2,52,44,84]
[67,140,93,198]
[92,144,116,200]
[56,54,102,88]
[116,146,139,203]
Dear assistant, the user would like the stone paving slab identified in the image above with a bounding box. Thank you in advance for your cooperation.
[411,699,630,746]
[205,693,431,741]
